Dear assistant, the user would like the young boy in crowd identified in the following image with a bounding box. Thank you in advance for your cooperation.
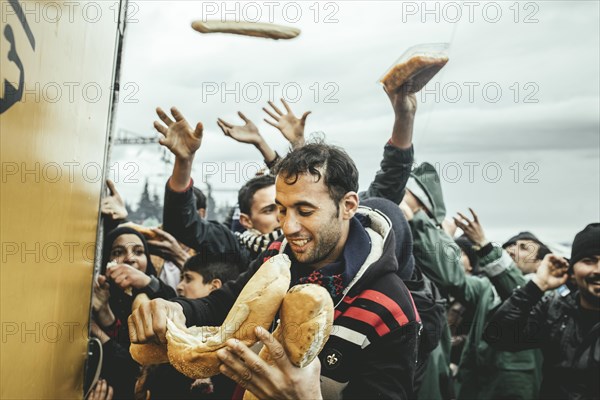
[138,250,241,400]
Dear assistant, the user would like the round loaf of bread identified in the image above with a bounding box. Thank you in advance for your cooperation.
[166,254,292,379]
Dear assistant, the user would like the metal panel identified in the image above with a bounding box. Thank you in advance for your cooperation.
[1,1,123,398]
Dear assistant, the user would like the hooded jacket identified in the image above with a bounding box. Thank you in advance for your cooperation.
[174,207,421,399]
[410,212,542,399]
[486,281,600,399]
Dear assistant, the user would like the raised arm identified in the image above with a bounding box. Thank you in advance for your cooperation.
[263,98,311,149]
[154,107,245,259]
[454,208,526,300]
[485,254,568,351]
[406,207,487,307]
[360,90,416,204]
[217,111,278,165]
[153,106,203,192]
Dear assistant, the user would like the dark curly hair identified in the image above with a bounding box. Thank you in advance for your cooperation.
[272,141,359,213]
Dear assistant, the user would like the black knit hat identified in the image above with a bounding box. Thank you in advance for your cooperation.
[570,223,600,267]
[502,231,552,261]
[502,231,542,248]
[455,235,479,274]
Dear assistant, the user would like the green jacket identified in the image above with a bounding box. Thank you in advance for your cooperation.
[410,211,542,399]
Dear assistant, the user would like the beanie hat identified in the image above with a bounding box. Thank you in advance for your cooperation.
[570,223,600,267]
[455,234,479,274]
[408,162,446,226]
[502,231,552,261]
[361,197,415,281]
[502,231,542,248]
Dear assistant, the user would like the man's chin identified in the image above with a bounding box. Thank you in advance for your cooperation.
[580,287,600,308]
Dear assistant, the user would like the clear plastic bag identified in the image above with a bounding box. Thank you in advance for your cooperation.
[379,43,450,94]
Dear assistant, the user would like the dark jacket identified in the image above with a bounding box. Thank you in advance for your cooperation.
[100,227,177,399]
[410,212,542,399]
[486,281,600,400]
[173,208,421,399]
[163,182,252,267]
[359,143,414,205]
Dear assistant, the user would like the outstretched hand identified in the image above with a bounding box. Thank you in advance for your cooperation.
[217,326,323,400]
[453,208,488,247]
[263,98,311,149]
[154,107,203,161]
[100,180,128,220]
[217,112,262,145]
[147,228,190,268]
[385,87,417,115]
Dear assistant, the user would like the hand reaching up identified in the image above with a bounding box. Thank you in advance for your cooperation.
[100,179,128,221]
[154,107,203,161]
[217,112,262,145]
[453,208,488,247]
[263,98,311,149]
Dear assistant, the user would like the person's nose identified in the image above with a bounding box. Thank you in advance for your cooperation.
[282,213,301,236]
[176,280,184,294]
[123,248,136,265]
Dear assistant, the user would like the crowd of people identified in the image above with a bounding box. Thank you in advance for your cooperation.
[88,85,599,400]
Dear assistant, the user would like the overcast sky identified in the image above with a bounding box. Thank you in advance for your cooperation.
[111,0,599,245]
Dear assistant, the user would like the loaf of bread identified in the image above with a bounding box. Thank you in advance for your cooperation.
[243,284,334,400]
[166,254,292,378]
[191,20,300,40]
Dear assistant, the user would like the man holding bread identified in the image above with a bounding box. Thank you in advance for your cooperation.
[130,106,421,399]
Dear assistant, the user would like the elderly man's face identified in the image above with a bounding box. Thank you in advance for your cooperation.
[505,239,542,274]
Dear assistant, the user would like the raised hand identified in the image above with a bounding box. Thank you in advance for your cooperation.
[217,112,262,145]
[92,274,115,328]
[453,208,489,247]
[92,274,111,312]
[100,179,128,220]
[385,87,418,115]
[147,228,190,268]
[217,326,322,400]
[384,87,417,149]
[263,99,311,149]
[154,107,203,161]
[532,254,569,292]
[218,111,277,163]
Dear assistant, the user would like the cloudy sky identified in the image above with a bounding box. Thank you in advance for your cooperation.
[111,0,599,245]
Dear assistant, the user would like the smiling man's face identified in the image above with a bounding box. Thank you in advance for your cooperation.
[275,173,348,271]
[573,255,600,309]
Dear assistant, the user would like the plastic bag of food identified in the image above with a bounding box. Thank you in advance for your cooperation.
[379,43,449,94]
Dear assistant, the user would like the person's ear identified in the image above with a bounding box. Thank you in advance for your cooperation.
[239,213,253,230]
[198,208,206,219]
[340,192,359,220]
[210,279,222,291]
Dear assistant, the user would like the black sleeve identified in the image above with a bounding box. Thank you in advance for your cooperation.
[163,182,246,263]
[171,257,263,327]
[359,144,414,204]
[101,339,140,399]
[343,322,420,400]
[137,275,177,300]
[484,280,550,351]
